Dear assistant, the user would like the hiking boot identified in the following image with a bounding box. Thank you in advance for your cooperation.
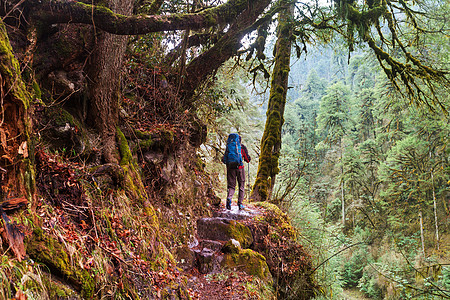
[238,204,244,210]
[226,198,231,210]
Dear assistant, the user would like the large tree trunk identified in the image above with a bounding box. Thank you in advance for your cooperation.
[0,20,34,261]
[86,0,134,163]
[251,2,293,202]
[0,20,34,203]
[341,141,345,225]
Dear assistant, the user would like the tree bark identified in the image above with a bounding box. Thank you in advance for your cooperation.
[419,209,425,258]
[86,0,134,163]
[431,171,439,250]
[341,142,345,225]
[251,2,293,202]
[341,180,345,225]
[0,19,34,261]
[0,20,34,202]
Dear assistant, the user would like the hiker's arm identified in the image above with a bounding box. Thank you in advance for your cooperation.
[242,145,251,163]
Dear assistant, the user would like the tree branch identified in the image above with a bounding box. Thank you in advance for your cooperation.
[181,0,273,101]
[29,0,252,35]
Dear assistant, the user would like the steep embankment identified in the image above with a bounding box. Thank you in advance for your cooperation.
[1,138,319,299]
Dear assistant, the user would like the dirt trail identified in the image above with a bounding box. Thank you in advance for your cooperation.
[185,269,255,299]
[182,203,263,299]
[342,289,371,300]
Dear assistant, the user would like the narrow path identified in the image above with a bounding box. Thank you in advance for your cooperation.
[181,204,263,299]
[342,289,371,300]
[185,269,254,299]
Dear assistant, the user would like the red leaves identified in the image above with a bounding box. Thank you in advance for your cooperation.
[80,220,89,230]
[12,289,27,300]
[36,149,86,209]
[186,271,257,300]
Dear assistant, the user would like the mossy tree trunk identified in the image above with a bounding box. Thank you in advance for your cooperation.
[0,19,35,203]
[86,0,133,164]
[251,3,293,202]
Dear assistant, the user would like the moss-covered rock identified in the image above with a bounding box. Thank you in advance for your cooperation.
[197,218,253,248]
[133,127,175,152]
[222,239,240,254]
[222,248,272,283]
[38,107,92,157]
[248,202,320,300]
[254,201,296,239]
[174,245,196,271]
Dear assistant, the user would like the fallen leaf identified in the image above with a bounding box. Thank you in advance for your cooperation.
[14,289,27,300]
[80,220,89,230]
[18,141,28,158]
[0,128,7,149]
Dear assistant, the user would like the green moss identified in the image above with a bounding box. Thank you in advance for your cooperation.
[136,138,155,151]
[0,20,31,108]
[117,128,133,166]
[26,228,96,298]
[222,249,272,283]
[48,109,90,155]
[254,202,296,238]
[204,12,217,26]
[227,220,253,248]
[251,3,293,202]
[23,164,36,202]
[222,240,240,254]
[134,127,175,152]
[32,81,42,99]
[43,274,78,299]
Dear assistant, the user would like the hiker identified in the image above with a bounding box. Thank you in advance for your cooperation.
[222,133,251,210]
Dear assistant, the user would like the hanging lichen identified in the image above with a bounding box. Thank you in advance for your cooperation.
[339,0,449,109]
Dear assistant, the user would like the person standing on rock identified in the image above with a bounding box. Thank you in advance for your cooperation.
[222,133,251,210]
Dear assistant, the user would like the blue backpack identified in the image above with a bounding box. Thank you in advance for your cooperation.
[224,133,243,169]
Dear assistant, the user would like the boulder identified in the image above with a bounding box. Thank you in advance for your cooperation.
[222,248,272,283]
[222,239,240,254]
[213,207,258,220]
[173,245,196,271]
[197,218,253,248]
[199,239,223,252]
[195,248,223,274]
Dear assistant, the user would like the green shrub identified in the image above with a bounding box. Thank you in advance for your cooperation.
[358,267,383,299]
[340,248,368,288]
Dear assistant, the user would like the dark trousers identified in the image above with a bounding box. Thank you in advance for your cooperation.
[226,167,245,205]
